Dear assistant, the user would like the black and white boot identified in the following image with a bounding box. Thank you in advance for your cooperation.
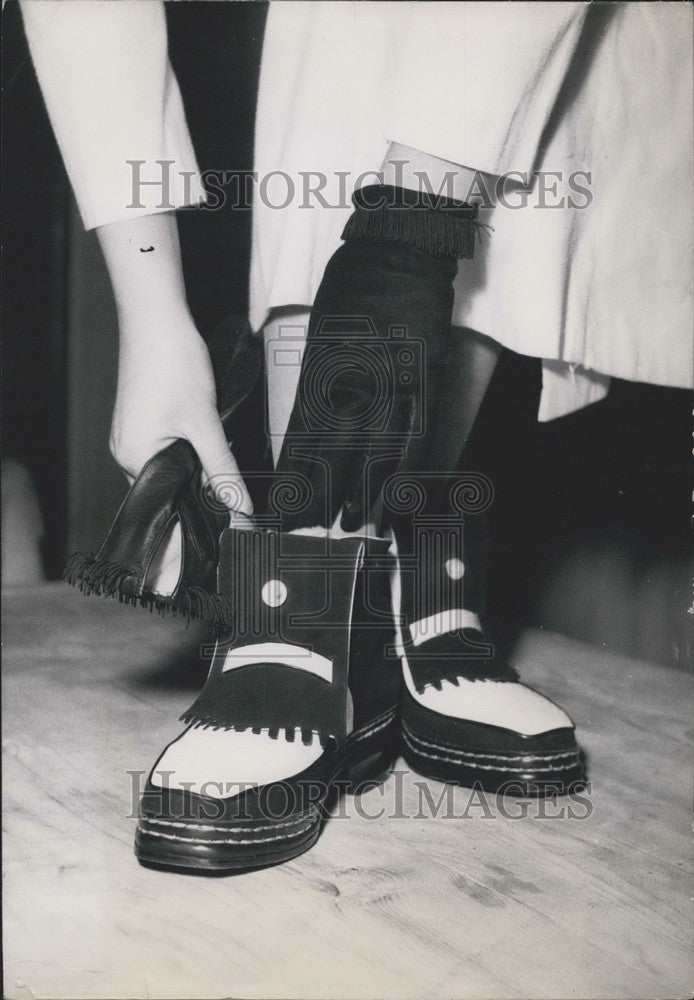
[396,520,584,796]
[135,527,401,873]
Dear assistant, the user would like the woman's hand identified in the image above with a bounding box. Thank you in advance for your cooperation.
[96,212,253,516]
[112,310,254,516]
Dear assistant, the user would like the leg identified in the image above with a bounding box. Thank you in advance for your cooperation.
[361,159,585,796]
[403,324,501,475]
[263,307,311,467]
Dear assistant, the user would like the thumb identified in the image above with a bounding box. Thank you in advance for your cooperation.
[190,415,254,518]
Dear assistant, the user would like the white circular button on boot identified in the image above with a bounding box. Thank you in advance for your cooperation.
[445,558,465,580]
[261,579,288,607]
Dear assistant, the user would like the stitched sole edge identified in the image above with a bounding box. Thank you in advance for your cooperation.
[402,725,585,797]
[135,709,399,873]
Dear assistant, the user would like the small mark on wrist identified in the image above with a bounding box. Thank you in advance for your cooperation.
[140,246,155,253]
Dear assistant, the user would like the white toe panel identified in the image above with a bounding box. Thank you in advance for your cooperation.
[151,726,324,798]
[403,661,573,735]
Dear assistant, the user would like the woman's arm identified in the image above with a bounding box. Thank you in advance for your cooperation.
[19,0,205,229]
[97,212,253,516]
[20,0,252,514]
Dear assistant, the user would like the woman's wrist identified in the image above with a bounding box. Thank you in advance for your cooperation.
[117,299,197,339]
[97,211,193,336]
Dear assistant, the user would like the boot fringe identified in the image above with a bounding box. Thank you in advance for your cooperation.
[415,664,520,693]
[142,588,234,631]
[64,552,139,598]
[174,588,235,631]
[178,711,325,748]
[343,185,489,259]
[64,553,234,631]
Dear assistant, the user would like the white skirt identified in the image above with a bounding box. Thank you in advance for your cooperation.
[250,1,692,420]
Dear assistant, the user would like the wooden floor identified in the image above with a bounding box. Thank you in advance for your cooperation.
[2,583,692,1000]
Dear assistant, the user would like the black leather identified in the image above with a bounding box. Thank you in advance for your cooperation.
[348,544,403,728]
[401,688,585,796]
[391,510,488,623]
[141,710,398,828]
[64,318,263,627]
[134,527,403,872]
[272,238,459,532]
[181,529,403,744]
[403,629,518,690]
[135,707,400,872]
[183,529,366,742]
[402,688,576,754]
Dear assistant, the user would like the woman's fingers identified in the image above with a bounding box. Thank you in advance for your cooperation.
[191,414,254,518]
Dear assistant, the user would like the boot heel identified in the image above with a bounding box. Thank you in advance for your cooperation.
[341,711,400,792]
[342,748,394,791]
[64,438,198,602]
[64,439,231,626]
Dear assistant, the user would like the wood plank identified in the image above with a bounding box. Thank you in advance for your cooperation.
[2,584,692,999]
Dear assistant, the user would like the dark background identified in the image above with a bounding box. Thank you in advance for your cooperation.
[3,1,691,668]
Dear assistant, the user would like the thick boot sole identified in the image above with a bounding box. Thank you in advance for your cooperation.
[402,723,585,798]
[134,708,399,874]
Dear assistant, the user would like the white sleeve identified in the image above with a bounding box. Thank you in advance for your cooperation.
[19,0,207,230]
